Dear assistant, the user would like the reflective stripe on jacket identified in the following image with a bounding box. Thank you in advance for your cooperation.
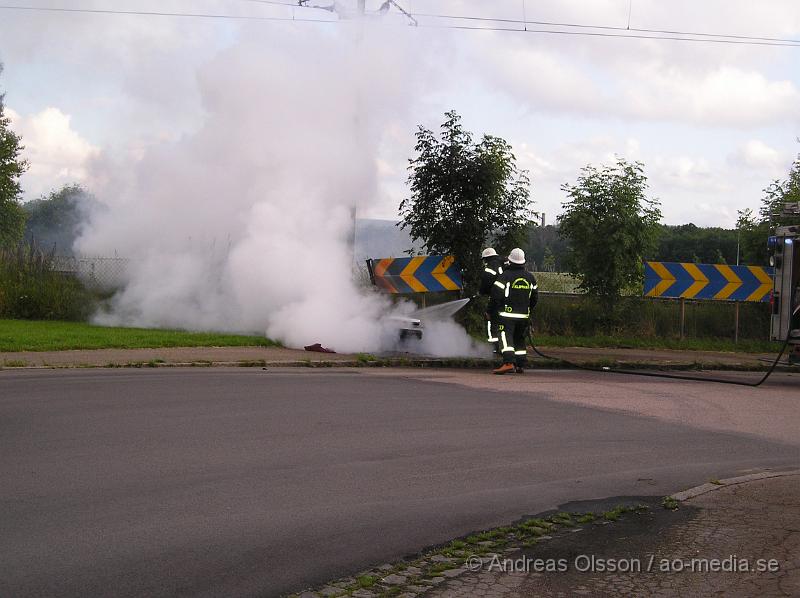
[490,264,538,319]
[478,256,504,297]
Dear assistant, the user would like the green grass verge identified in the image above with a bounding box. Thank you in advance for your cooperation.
[0,319,280,352]
[531,333,775,354]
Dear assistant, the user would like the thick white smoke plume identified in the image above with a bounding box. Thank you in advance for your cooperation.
[76,21,487,357]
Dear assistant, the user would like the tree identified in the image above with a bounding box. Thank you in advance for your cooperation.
[24,184,98,254]
[735,208,765,265]
[653,223,738,264]
[558,158,661,301]
[0,64,28,249]
[541,246,556,272]
[399,111,534,297]
[759,150,800,230]
[523,223,571,272]
[735,150,800,266]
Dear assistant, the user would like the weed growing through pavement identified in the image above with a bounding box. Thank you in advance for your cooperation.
[662,496,680,510]
[293,504,651,597]
[2,360,27,367]
[355,575,377,588]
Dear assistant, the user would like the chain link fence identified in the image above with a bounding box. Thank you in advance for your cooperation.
[533,271,582,294]
[51,256,129,292]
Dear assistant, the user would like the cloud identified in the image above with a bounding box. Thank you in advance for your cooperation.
[514,136,643,184]
[2,0,798,232]
[7,107,100,198]
[727,139,792,177]
[0,0,230,156]
[473,36,611,116]
[509,133,782,226]
[623,66,800,127]
[473,39,800,126]
[451,1,800,127]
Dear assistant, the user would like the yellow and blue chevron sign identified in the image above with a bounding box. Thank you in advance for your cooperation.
[370,256,462,294]
[644,262,773,302]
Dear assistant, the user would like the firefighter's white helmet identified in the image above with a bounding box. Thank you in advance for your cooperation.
[508,248,526,264]
[481,247,498,259]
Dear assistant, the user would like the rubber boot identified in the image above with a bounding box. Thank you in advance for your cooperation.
[493,363,515,375]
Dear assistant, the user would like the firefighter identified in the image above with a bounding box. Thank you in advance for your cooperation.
[479,247,504,352]
[490,247,538,375]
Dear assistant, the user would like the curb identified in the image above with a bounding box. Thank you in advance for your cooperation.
[294,469,800,597]
[670,468,800,502]
[0,358,496,371]
[0,357,782,372]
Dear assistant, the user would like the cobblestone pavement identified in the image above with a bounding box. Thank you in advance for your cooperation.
[429,475,799,597]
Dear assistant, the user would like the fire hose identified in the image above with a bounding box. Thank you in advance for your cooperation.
[526,301,799,388]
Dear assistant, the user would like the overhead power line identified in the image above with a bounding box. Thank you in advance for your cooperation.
[401,9,800,45]
[233,0,297,6]
[235,0,800,45]
[425,22,800,47]
[0,4,332,23]
[236,0,296,5]
[1,3,799,48]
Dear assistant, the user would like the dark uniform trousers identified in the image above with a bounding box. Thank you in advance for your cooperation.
[486,301,500,351]
[480,261,504,351]
[498,316,529,367]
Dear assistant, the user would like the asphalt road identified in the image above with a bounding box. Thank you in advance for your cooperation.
[1,368,797,597]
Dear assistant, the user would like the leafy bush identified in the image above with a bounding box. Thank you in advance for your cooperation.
[0,242,92,320]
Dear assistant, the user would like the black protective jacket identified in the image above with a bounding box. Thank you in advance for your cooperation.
[479,256,505,297]
[490,263,538,320]
[479,256,505,315]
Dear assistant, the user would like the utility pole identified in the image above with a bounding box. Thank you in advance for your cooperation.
[735,224,740,344]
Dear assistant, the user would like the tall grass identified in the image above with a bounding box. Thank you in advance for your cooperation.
[0,241,93,321]
[534,294,770,342]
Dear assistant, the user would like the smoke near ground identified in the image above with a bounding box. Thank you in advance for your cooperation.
[75,20,484,356]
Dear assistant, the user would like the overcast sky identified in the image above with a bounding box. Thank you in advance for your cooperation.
[1,0,799,227]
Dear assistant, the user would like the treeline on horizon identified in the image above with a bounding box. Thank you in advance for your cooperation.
[22,187,767,270]
[525,223,761,273]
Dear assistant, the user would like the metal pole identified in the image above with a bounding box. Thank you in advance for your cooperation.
[735,228,741,344]
[680,298,686,340]
[736,230,740,266]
